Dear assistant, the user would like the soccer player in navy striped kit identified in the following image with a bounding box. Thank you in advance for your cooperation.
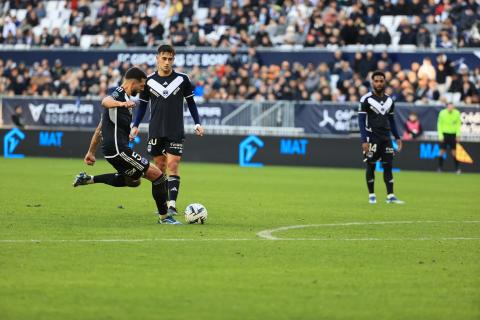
[358,70,404,204]
[73,67,180,224]
[130,45,204,220]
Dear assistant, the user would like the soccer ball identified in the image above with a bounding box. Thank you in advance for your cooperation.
[184,203,208,224]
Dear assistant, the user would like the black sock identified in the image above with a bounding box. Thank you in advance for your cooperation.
[93,173,126,187]
[168,175,180,206]
[366,163,375,194]
[383,163,394,195]
[438,156,444,169]
[152,174,168,216]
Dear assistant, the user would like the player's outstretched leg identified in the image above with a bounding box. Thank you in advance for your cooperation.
[145,165,181,224]
[73,172,138,187]
[383,162,404,204]
[366,163,376,204]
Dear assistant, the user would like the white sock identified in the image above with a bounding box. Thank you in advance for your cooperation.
[168,200,176,208]
[369,193,376,197]
[387,193,395,199]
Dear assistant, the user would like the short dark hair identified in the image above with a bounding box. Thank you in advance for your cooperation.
[157,44,175,56]
[371,70,386,80]
[124,67,147,81]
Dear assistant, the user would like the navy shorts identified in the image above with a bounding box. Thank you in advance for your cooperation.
[147,138,184,157]
[105,149,150,180]
[363,137,394,164]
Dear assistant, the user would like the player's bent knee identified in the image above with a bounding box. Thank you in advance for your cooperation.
[145,165,163,182]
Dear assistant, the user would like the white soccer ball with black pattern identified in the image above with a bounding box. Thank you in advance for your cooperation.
[184,203,208,224]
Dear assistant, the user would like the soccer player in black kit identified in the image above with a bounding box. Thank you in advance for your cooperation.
[358,71,404,204]
[73,67,181,224]
[130,45,204,218]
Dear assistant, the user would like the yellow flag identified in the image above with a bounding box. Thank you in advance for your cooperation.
[456,143,473,164]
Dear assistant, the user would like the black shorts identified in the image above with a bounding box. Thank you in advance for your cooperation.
[147,137,184,157]
[105,149,150,180]
[363,137,394,164]
[441,133,457,150]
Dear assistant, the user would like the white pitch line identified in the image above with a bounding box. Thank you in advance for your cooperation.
[1,237,480,243]
[1,221,479,243]
[256,220,480,240]
[0,238,255,243]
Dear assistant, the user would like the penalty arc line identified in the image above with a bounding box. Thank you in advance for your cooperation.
[256,220,480,240]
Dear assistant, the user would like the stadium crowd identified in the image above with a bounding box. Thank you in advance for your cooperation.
[0,0,479,49]
[0,50,479,104]
[0,0,478,103]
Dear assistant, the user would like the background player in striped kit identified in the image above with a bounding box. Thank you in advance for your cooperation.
[130,45,204,219]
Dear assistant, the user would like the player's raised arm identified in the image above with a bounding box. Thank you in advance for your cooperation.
[84,121,102,165]
[130,83,150,140]
[101,95,134,108]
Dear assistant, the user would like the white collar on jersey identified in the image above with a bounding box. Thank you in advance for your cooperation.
[147,76,184,99]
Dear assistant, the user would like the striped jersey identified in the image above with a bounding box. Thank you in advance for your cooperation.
[139,70,194,140]
[358,92,395,140]
[101,86,132,157]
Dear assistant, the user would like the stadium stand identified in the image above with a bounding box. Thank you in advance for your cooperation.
[0,0,479,103]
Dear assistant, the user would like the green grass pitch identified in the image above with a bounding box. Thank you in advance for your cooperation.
[0,157,479,320]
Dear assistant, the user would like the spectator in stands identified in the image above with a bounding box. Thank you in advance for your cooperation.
[226,46,242,71]
[418,57,436,81]
[11,105,25,128]
[2,15,17,40]
[416,26,432,48]
[109,30,127,49]
[24,6,39,28]
[403,112,423,140]
[340,18,357,45]
[425,80,441,102]
[461,74,478,103]
[169,0,183,24]
[155,0,169,22]
[398,24,417,45]
[438,32,454,48]
[375,25,392,45]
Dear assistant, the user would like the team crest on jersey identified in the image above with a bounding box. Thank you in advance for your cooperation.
[147,77,184,99]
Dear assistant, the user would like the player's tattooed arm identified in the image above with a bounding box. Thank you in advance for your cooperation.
[101,96,135,108]
[84,122,102,166]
